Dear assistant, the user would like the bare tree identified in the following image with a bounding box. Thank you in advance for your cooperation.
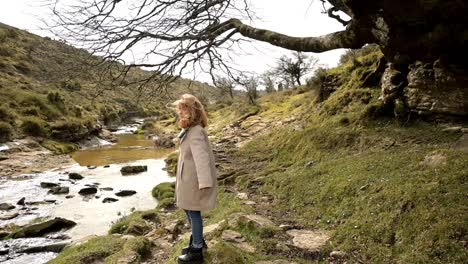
[46,0,468,106]
[240,76,258,105]
[213,75,235,99]
[261,72,275,93]
[45,0,373,92]
[274,52,319,86]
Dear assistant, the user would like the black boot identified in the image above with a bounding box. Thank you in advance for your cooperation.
[181,236,208,255]
[177,246,204,264]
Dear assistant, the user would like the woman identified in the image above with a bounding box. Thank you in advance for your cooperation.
[173,94,217,264]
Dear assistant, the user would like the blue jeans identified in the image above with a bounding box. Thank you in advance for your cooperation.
[185,210,204,249]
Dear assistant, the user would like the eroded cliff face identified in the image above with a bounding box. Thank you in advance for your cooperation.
[404,61,468,117]
[380,60,468,118]
[348,0,468,118]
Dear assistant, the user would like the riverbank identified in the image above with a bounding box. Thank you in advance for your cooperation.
[0,119,177,263]
[0,137,75,178]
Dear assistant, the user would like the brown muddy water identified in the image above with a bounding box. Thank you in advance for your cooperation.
[0,131,176,264]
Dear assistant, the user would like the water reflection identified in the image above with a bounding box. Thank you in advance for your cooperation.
[72,134,174,166]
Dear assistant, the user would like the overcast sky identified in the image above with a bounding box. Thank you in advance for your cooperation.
[0,0,346,83]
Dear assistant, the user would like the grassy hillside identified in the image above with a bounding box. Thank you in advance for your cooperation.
[207,48,468,263]
[0,22,215,147]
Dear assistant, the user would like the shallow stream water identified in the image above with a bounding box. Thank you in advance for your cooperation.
[0,125,175,263]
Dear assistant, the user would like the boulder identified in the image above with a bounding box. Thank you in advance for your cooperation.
[8,217,77,238]
[420,153,447,167]
[221,230,245,243]
[286,229,330,253]
[330,250,347,259]
[0,212,18,220]
[102,197,119,203]
[48,186,70,195]
[0,203,15,210]
[68,172,84,180]
[120,165,148,175]
[404,61,468,116]
[115,190,137,197]
[19,242,69,253]
[78,187,98,195]
[40,182,59,188]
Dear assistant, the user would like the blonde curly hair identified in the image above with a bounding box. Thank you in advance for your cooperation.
[174,94,208,128]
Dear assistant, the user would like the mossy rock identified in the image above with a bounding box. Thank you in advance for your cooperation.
[164,152,178,176]
[120,165,148,175]
[41,139,79,154]
[109,209,159,236]
[7,217,76,239]
[152,182,176,209]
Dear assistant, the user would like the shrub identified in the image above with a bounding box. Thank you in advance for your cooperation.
[20,117,46,137]
[0,105,16,124]
[21,106,40,116]
[60,80,81,91]
[0,121,13,143]
[50,119,88,141]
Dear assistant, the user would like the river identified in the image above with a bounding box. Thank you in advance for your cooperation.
[0,123,175,263]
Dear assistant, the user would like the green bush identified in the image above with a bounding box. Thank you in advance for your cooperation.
[0,121,13,143]
[20,117,46,137]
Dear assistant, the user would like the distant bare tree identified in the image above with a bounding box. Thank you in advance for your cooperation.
[213,76,235,99]
[240,76,258,105]
[274,52,319,86]
[261,72,275,93]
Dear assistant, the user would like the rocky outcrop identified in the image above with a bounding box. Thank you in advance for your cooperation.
[404,61,468,117]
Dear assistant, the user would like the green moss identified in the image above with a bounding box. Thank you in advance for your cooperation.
[109,209,159,236]
[41,139,79,154]
[164,152,178,176]
[152,182,176,209]
[49,235,151,264]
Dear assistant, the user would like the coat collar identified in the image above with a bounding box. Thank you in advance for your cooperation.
[178,128,190,143]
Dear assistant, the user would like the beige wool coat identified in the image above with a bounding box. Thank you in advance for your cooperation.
[175,125,218,211]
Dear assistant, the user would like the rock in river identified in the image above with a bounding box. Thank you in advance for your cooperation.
[8,217,77,238]
[68,172,84,180]
[0,203,15,210]
[115,190,137,197]
[78,187,98,195]
[120,165,148,175]
[48,186,70,195]
[17,197,25,205]
[102,197,119,203]
[40,182,59,188]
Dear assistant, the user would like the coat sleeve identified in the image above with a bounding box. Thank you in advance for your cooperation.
[189,128,214,189]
